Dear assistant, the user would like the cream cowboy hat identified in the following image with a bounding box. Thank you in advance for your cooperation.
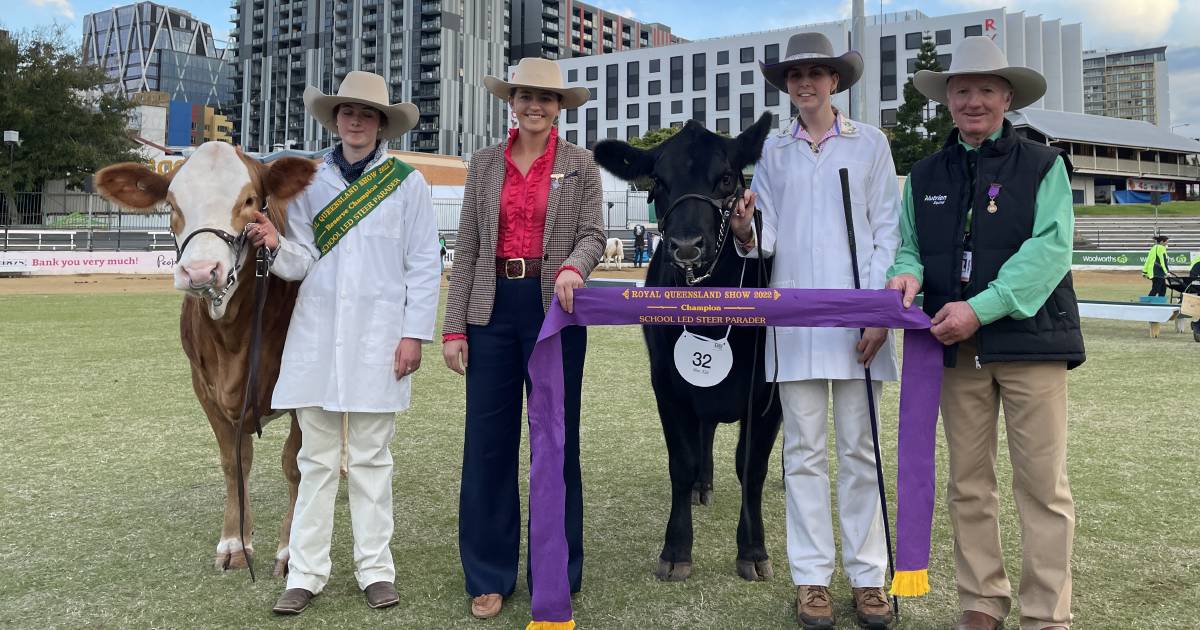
[303,71,419,140]
[484,57,591,109]
[759,32,863,94]
[914,36,1047,111]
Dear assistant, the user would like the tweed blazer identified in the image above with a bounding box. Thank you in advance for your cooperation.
[442,136,606,335]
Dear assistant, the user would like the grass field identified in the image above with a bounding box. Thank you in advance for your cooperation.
[0,271,1197,629]
[1074,201,1200,216]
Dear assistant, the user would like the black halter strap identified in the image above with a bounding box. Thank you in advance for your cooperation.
[650,172,746,286]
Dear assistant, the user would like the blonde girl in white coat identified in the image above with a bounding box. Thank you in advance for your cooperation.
[729,33,901,630]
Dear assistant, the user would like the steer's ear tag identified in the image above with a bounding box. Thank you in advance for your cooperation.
[673,331,734,388]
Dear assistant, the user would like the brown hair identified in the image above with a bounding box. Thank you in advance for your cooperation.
[333,102,389,127]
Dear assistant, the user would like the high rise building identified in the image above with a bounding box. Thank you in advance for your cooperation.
[229,0,507,155]
[507,0,683,62]
[1083,47,1170,127]
[81,2,234,109]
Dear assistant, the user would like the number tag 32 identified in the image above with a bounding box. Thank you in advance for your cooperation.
[673,330,734,388]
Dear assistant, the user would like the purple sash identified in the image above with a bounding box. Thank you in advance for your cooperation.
[524,287,943,627]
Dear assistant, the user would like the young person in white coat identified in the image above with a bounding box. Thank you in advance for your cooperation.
[729,33,901,630]
[246,71,441,615]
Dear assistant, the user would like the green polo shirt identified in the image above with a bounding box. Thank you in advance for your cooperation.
[887,128,1075,325]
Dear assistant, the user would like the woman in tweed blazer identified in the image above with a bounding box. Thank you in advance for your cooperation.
[441,57,605,620]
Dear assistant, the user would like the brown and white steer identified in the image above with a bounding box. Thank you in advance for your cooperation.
[97,141,316,575]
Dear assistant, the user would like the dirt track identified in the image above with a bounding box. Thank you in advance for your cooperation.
[0,268,1143,296]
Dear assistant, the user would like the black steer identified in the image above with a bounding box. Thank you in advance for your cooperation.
[594,113,783,582]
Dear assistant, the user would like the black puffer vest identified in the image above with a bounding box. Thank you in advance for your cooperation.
[909,120,1085,369]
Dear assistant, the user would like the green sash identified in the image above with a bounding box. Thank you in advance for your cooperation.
[312,157,415,257]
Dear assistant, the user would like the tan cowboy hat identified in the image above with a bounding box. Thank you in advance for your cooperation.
[914,36,1047,111]
[484,57,590,109]
[303,71,419,140]
[759,32,863,94]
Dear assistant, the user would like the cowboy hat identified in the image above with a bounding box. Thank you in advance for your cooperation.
[484,57,591,109]
[759,32,863,94]
[914,36,1047,111]
[303,71,419,140]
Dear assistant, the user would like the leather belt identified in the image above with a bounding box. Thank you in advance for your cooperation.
[496,257,541,279]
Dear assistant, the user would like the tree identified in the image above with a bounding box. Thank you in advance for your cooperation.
[0,27,140,223]
[890,35,954,174]
[628,125,681,150]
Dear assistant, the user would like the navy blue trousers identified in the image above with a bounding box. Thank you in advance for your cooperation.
[459,276,586,597]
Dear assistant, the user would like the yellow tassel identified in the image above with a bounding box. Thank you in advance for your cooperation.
[525,621,576,630]
[889,569,930,597]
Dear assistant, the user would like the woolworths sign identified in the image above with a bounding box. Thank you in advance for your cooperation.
[1073,251,1194,267]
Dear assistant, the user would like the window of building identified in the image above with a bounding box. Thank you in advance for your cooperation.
[905,32,922,50]
[764,80,779,106]
[586,66,597,81]
[692,53,706,90]
[740,93,754,130]
[627,124,640,139]
[607,128,617,139]
[670,55,683,93]
[764,43,780,64]
[740,46,753,63]
[880,108,897,127]
[907,58,917,74]
[589,87,598,100]
[692,97,706,124]
[567,129,578,144]
[648,101,661,130]
[568,68,577,82]
[585,107,597,148]
[671,100,683,114]
[716,118,729,134]
[964,25,982,37]
[937,54,952,69]
[935,29,951,45]
[717,50,729,65]
[627,60,639,97]
[741,70,753,85]
[649,58,660,73]
[716,72,729,110]
[880,35,897,102]
[627,103,639,118]
[606,64,618,120]
[648,80,661,95]
[881,84,897,101]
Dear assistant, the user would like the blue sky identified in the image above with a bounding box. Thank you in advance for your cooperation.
[5,0,1200,134]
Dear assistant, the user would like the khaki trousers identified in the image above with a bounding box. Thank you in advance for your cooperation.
[941,339,1074,630]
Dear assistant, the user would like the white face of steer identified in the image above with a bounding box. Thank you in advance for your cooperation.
[95,142,316,320]
[168,142,256,317]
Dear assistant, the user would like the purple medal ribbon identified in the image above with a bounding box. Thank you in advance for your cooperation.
[524,287,945,627]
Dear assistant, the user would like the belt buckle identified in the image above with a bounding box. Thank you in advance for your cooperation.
[505,258,526,279]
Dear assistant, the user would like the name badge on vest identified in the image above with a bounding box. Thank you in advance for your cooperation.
[673,330,734,388]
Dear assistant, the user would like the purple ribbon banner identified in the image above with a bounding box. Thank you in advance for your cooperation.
[524,287,944,627]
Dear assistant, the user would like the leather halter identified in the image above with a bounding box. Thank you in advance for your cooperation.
[174,225,252,308]
[649,172,746,286]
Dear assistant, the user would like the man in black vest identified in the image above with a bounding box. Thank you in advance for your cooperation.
[886,37,1084,630]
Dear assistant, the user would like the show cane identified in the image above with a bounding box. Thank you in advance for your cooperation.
[839,167,899,615]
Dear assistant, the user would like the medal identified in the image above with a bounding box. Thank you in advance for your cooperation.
[987,183,1001,213]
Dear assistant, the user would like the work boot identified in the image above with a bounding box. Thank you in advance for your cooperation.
[272,588,314,615]
[364,581,399,609]
[954,610,1003,630]
[851,587,893,628]
[795,585,835,629]
[471,593,503,619]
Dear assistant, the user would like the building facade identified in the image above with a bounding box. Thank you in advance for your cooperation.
[508,0,683,62]
[230,0,507,155]
[552,8,1083,149]
[81,2,234,109]
[1083,47,1170,127]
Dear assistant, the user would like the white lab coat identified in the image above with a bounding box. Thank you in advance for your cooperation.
[741,116,902,382]
[270,155,441,412]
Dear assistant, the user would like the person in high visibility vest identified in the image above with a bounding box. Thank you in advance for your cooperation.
[1143,235,1170,297]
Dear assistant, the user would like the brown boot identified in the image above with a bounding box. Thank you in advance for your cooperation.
[272,588,315,615]
[954,610,1003,630]
[795,585,835,629]
[470,593,503,619]
[364,581,399,609]
[852,587,893,628]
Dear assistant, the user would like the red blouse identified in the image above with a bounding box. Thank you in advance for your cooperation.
[496,126,557,260]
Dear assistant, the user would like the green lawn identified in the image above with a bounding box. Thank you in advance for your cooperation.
[0,282,1197,629]
[1075,200,1200,216]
